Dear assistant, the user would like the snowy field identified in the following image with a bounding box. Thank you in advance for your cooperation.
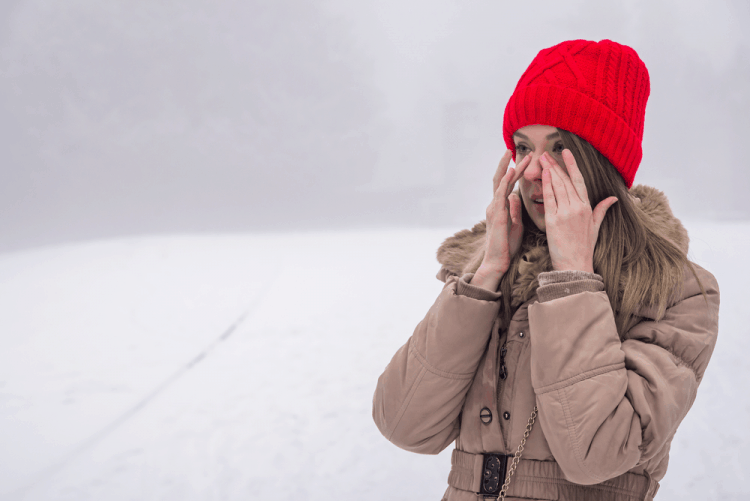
[0,223,747,501]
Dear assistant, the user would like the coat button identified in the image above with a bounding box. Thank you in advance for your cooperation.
[503,411,511,420]
[519,331,525,338]
[480,407,493,424]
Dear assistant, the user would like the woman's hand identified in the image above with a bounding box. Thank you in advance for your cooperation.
[472,150,531,291]
[539,150,618,273]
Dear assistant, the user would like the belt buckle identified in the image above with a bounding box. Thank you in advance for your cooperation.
[479,453,509,497]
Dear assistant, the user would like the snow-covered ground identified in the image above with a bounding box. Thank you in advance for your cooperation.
[0,223,747,500]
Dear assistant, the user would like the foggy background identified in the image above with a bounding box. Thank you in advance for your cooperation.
[1,0,749,252]
[1,2,749,499]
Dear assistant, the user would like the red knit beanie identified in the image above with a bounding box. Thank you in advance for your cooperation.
[503,39,650,188]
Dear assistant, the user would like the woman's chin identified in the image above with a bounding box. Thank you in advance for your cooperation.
[528,205,546,231]
[522,199,546,231]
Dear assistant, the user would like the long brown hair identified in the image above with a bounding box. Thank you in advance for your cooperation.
[497,129,705,335]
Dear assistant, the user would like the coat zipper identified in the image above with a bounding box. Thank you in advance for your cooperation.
[497,341,508,395]
[497,340,509,450]
[499,343,508,380]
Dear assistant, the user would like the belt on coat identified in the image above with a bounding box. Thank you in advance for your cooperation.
[448,449,660,501]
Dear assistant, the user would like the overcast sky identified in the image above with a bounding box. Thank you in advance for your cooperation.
[1,0,748,252]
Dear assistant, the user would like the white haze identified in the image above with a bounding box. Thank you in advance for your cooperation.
[0,0,748,253]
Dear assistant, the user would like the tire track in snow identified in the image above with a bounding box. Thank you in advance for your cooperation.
[2,284,272,500]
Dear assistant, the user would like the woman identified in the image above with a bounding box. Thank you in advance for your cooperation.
[372,39,720,501]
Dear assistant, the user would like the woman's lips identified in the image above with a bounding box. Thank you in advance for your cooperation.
[525,190,544,211]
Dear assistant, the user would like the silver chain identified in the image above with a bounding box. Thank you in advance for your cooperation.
[496,405,538,500]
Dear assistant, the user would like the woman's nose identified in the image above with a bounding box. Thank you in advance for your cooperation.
[523,154,543,181]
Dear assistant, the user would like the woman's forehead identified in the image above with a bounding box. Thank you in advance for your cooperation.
[513,124,560,141]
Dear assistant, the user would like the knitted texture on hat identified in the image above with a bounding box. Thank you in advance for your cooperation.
[503,39,650,188]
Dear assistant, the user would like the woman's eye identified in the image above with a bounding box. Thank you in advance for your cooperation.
[515,144,529,154]
[551,142,564,154]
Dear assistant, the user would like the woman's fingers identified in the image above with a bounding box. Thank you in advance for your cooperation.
[496,165,515,200]
[493,150,513,194]
[561,149,589,203]
[508,192,522,225]
[592,196,619,229]
[541,164,557,215]
[507,154,532,196]
[508,193,524,254]
[490,163,515,223]
[495,152,527,198]
[493,150,530,198]
[541,154,570,206]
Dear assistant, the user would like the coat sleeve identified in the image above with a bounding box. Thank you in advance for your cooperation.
[528,264,720,485]
[372,270,501,454]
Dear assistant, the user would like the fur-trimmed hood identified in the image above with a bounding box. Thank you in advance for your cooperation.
[436,185,690,308]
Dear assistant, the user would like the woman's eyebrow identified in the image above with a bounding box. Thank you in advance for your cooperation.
[546,132,561,139]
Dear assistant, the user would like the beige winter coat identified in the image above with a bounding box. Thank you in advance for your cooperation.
[372,185,720,501]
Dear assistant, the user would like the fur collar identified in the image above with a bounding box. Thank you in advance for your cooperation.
[436,185,689,308]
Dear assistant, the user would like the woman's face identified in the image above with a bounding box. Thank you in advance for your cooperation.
[513,124,566,232]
